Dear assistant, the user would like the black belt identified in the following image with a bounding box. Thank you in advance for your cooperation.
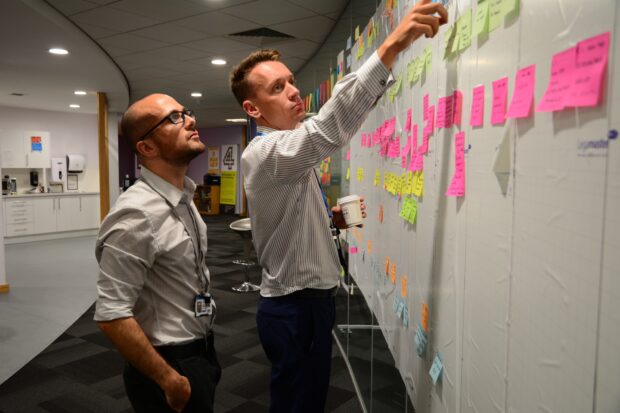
[155,333,213,359]
[280,287,338,299]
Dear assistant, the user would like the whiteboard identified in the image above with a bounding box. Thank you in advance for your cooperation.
[342,0,620,412]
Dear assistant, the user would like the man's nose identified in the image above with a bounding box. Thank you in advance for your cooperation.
[288,84,300,100]
[185,113,197,128]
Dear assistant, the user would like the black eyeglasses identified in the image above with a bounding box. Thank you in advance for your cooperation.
[137,109,196,141]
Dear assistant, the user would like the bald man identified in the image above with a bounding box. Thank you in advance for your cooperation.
[94,94,220,413]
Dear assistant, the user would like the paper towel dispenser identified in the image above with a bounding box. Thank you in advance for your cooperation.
[67,154,85,173]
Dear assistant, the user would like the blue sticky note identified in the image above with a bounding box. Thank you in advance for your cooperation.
[415,324,427,357]
[397,300,405,318]
[346,36,352,50]
[32,143,42,152]
[429,353,443,384]
[402,305,409,327]
[393,297,400,313]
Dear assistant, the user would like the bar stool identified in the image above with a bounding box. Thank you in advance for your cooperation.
[229,218,260,292]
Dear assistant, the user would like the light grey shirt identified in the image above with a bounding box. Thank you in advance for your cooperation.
[241,51,392,297]
[94,167,212,346]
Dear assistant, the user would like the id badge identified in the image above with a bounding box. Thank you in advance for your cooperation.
[194,293,212,317]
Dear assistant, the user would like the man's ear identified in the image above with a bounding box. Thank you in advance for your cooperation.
[135,139,158,160]
[243,99,261,120]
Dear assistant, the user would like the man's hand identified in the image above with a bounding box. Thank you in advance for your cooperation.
[378,0,449,69]
[161,372,191,412]
[332,197,367,230]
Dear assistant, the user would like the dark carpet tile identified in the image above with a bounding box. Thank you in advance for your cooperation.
[223,401,268,413]
[78,331,116,350]
[215,310,258,332]
[50,333,74,345]
[54,350,125,385]
[325,385,357,411]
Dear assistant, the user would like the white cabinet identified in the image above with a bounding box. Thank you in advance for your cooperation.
[4,194,99,237]
[0,130,51,168]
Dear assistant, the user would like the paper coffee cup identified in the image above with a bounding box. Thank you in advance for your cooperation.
[337,195,363,228]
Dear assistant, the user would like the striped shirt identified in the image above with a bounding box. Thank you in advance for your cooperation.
[241,51,391,297]
[94,167,212,346]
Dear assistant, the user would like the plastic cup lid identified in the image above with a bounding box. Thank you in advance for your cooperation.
[337,194,360,204]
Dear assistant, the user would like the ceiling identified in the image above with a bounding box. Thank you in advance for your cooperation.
[2,0,350,127]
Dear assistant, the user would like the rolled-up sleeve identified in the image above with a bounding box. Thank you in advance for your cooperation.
[94,208,158,322]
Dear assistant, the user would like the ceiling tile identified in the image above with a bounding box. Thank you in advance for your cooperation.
[182,0,259,12]
[104,45,135,57]
[184,37,255,55]
[265,39,319,60]
[173,11,260,36]
[86,0,118,4]
[45,0,100,16]
[270,15,335,43]
[286,0,348,16]
[131,23,209,44]
[110,0,214,21]
[76,22,121,39]
[72,7,161,32]
[145,45,210,61]
[98,33,171,52]
[114,52,174,70]
[222,0,317,26]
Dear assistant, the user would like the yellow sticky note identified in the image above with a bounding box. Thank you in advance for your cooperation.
[474,1,490,35]
[356,167,364,182]
[356,37,365,60]
[374,169,381,186]
[407,59,417,84]
[345,167,350,181]
[413,171,424,197]
[354,25,360,40]
[458,8,472,51]
[502,0,519,16]
[489,0,503,31]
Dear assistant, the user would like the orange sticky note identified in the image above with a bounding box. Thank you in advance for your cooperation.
[401,276,407,298]
[367,239,373,253]
[422,303,429,332]
[357,229,362,243]
[379,205,384,223]
[385,256,390,276]
[390,263,397,284]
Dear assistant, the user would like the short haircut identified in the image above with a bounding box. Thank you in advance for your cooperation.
[230,49,281,106]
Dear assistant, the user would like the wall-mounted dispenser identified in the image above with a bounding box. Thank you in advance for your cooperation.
[67,154,85,173]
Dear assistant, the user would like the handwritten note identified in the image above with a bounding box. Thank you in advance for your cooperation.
[405,107,412,132]
[399,197,417,224]
[413,171,424,197]
[424,46,433,73]
[474,1,489,35]
[446,131,465,197]
[429,353,443,384]
[356,167,364,182]
[470,85,485,126]
[407,58,417,84]
[437,95,454,128]
[491,77,508,125]
[374,169,381,186]
[506,64,536,119]
[389,75,402,102]
[566,31,610,107]
[536,47,577,112]
[415,325,427,356]
[458,8,472,51]
[489,0,504,31]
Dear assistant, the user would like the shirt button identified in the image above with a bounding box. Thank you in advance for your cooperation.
[379,79,386,86]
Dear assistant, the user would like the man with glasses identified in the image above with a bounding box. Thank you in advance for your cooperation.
[95,93,220,413]
[230,1,447,411]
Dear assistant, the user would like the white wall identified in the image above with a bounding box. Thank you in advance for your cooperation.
[0,105,99,193]
[108,112,120,206]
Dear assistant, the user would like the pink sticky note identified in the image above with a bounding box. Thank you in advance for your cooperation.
[372,130,381,146]
[401,137,412,168]
[446,131,465,197]
[507,64,536,119]
[405,108,412,132]
[453,90,463,126]
[437,95,454,128]
[565,31,610,107]
[536,47,577,112]
[428,105,435,135]
[491,77,508,125]
[470,85,485,127]
[361,133,366,147]
[411,124,418,156]
[345,149,351,160]
[349,246,358,254]
[383,117,396,136]
[409,149,424,172]
[388,137,401,158]
[423,94,430,120]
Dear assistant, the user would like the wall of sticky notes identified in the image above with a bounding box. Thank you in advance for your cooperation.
[334,0,620,412]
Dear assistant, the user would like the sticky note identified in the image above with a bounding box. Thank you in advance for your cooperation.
[414,57,425,81]
[345,167,350,181]
[385,256,390,276]
[453,90,463,126]
[506,64,536,119]
[399,197,417,224]
[396,299,404,318]
[379,205,384,223]
[407,59,417,84]
[491,77,508,125]
[405,107,412,132]
[401,276,407,298]
[356,37,365,60]
[346,36,352,50]
[349,246,358,254]
[374,169,381,186]
[451,25,461,55]
[388,137,401,158]
[437,95,454,128]
[402,305,409,327]
[444,25,455,54]
[357,228,362,242]
[367,239,372,253]
[446,131,466,197]
[502,0,519,16]
[413,171,424,197]
[383,117,396,137]
[421,303,429,332]
[427,105,435,136]
[354,25,360,40]
[429,353,443,384]
[389,75,402,102]
[345,148,351,161]
[536,47,576,112]
[424,46,433,73]
[390,263,397,284]
[470,85,485,126]
[489,0,504,31]
[474,1,489,35]
[415,325,428,356]
[458,8,472,51]
[566,31,610,107]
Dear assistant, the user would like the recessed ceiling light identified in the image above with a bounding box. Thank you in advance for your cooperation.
[226,118,247,123]
[49,48,69,55]
[74,90,87,95]
[69,104,80,108]
[211,58,227,66]
[191,92,202,97]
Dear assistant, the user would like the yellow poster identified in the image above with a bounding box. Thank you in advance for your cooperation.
[220,171,237,205]
[207,147,220,174]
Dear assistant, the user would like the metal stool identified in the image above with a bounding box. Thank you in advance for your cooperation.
[229,218,260,292]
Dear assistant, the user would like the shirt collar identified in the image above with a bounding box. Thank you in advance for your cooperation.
[256,125,278,136]
[140,166,196,207]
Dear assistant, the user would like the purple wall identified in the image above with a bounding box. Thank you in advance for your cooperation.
[187,125,243,184]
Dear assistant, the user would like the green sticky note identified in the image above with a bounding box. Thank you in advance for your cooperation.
[413,57,424,80]
[502,0,519,16]
[356,38,365,60]
[489,0,503,31]
[424,46,432,74]
[444,25,455,51]
[458,8,472,51]
[451,26,461,54]
[474,2,490,35]
[389,75,402,102]
[407,59,417,84]
[355,25,360,40]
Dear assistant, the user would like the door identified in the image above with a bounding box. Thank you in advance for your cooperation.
[32,197,57,234]
[56,196,81,231]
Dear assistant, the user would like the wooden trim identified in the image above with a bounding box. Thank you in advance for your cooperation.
[97,92,110,221]
[0,283,10,294]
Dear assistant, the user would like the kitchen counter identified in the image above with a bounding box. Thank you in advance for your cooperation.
[3,192,99,199]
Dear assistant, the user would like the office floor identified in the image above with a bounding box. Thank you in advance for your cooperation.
[0,216,363,413]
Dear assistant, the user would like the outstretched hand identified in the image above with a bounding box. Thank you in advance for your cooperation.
[378,0,449,69]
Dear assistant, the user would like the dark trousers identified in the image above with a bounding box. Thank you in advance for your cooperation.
[256,294,336,413]
[123,333,221,413]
